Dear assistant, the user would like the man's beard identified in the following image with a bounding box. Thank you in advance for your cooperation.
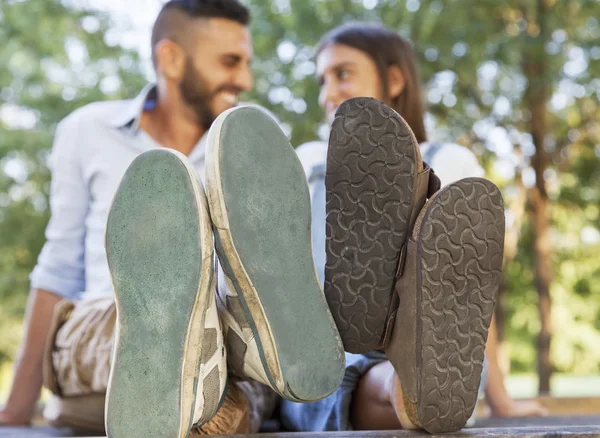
[179,58,242,131]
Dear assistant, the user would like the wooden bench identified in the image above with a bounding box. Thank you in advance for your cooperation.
[2,398,599,437]
[2,415,600,438]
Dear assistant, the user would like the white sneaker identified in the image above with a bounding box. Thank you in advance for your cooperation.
[105,149,227,437]
[216,263,272,387]
[205,106,345,402]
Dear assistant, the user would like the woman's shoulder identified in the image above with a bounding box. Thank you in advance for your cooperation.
[420,141,484,185]
[296,140,328,157]
[421,141,478,161]
[295,141,328,175]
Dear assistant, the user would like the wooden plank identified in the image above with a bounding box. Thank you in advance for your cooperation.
[476,415,600,428]
[1,429,599,438]
[0,427,86,438]
[229,426,600,438]
[476,398,600,417]
[2,417,600,438]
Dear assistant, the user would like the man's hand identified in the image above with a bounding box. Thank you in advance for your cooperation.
[0,407,32,427]
[491,399,549,417]
[0,289,63,428]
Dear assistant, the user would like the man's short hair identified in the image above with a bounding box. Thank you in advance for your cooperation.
[151,0,251,66]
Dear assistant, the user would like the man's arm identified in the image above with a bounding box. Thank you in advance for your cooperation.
[0,289,62,425]
[1,117,89,425]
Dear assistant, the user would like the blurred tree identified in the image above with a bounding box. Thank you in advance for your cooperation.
[0,0,146,366]
[246,0,600,393]
[1,0,599,396]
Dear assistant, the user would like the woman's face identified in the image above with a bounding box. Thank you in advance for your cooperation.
[317,43,384,126]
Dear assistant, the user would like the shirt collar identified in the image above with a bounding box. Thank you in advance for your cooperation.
[107,84,208,163]
[107,84,157,132]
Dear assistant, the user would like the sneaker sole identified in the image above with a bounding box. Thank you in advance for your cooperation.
[105,149,214,437]
[325,97,421,353]
[389,178,505,433]
[206,106,345,402]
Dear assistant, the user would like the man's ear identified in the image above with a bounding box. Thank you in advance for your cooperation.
[154,39,186,81]
[388,65,405,99]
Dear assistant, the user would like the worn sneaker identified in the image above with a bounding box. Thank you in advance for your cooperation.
[205,105,345,402]
[105,149,227,437]
[216,264,272,389]
[386,178,505,433]
[325,97,440,353]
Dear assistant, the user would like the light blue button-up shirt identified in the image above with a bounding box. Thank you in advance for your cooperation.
[30,85,209,300]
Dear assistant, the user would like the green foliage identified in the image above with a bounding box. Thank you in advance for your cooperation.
[1,0,599,385]
[245,0,600,378]
[0,0,146,367]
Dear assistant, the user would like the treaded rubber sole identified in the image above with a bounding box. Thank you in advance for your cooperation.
[105,149,213,438]
[325,97,419,353]
[206,106,345,402]
[414,178,505,433]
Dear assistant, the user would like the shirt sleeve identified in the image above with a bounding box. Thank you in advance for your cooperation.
[29,118,88,299]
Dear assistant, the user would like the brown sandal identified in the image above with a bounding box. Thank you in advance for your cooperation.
[325,97,440,353]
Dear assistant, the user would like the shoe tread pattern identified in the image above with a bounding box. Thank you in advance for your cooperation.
[325,97,417,353]
[417,178,505,433]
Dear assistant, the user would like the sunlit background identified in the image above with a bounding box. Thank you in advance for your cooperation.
[1,0,599,402]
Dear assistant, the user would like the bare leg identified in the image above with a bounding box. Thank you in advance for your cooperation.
[350,361,418,430]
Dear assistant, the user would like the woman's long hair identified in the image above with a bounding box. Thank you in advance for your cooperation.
[317,22,427,143]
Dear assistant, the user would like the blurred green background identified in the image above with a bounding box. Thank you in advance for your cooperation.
[1,0,599,399]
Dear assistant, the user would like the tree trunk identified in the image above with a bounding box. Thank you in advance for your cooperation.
[530,187,553,394]
[522,0,553,394]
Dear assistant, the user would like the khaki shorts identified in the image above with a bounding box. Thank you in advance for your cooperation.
[42,296,276,434]
[43,296,115,434]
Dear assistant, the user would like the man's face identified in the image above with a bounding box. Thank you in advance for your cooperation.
[179,18,253,129]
